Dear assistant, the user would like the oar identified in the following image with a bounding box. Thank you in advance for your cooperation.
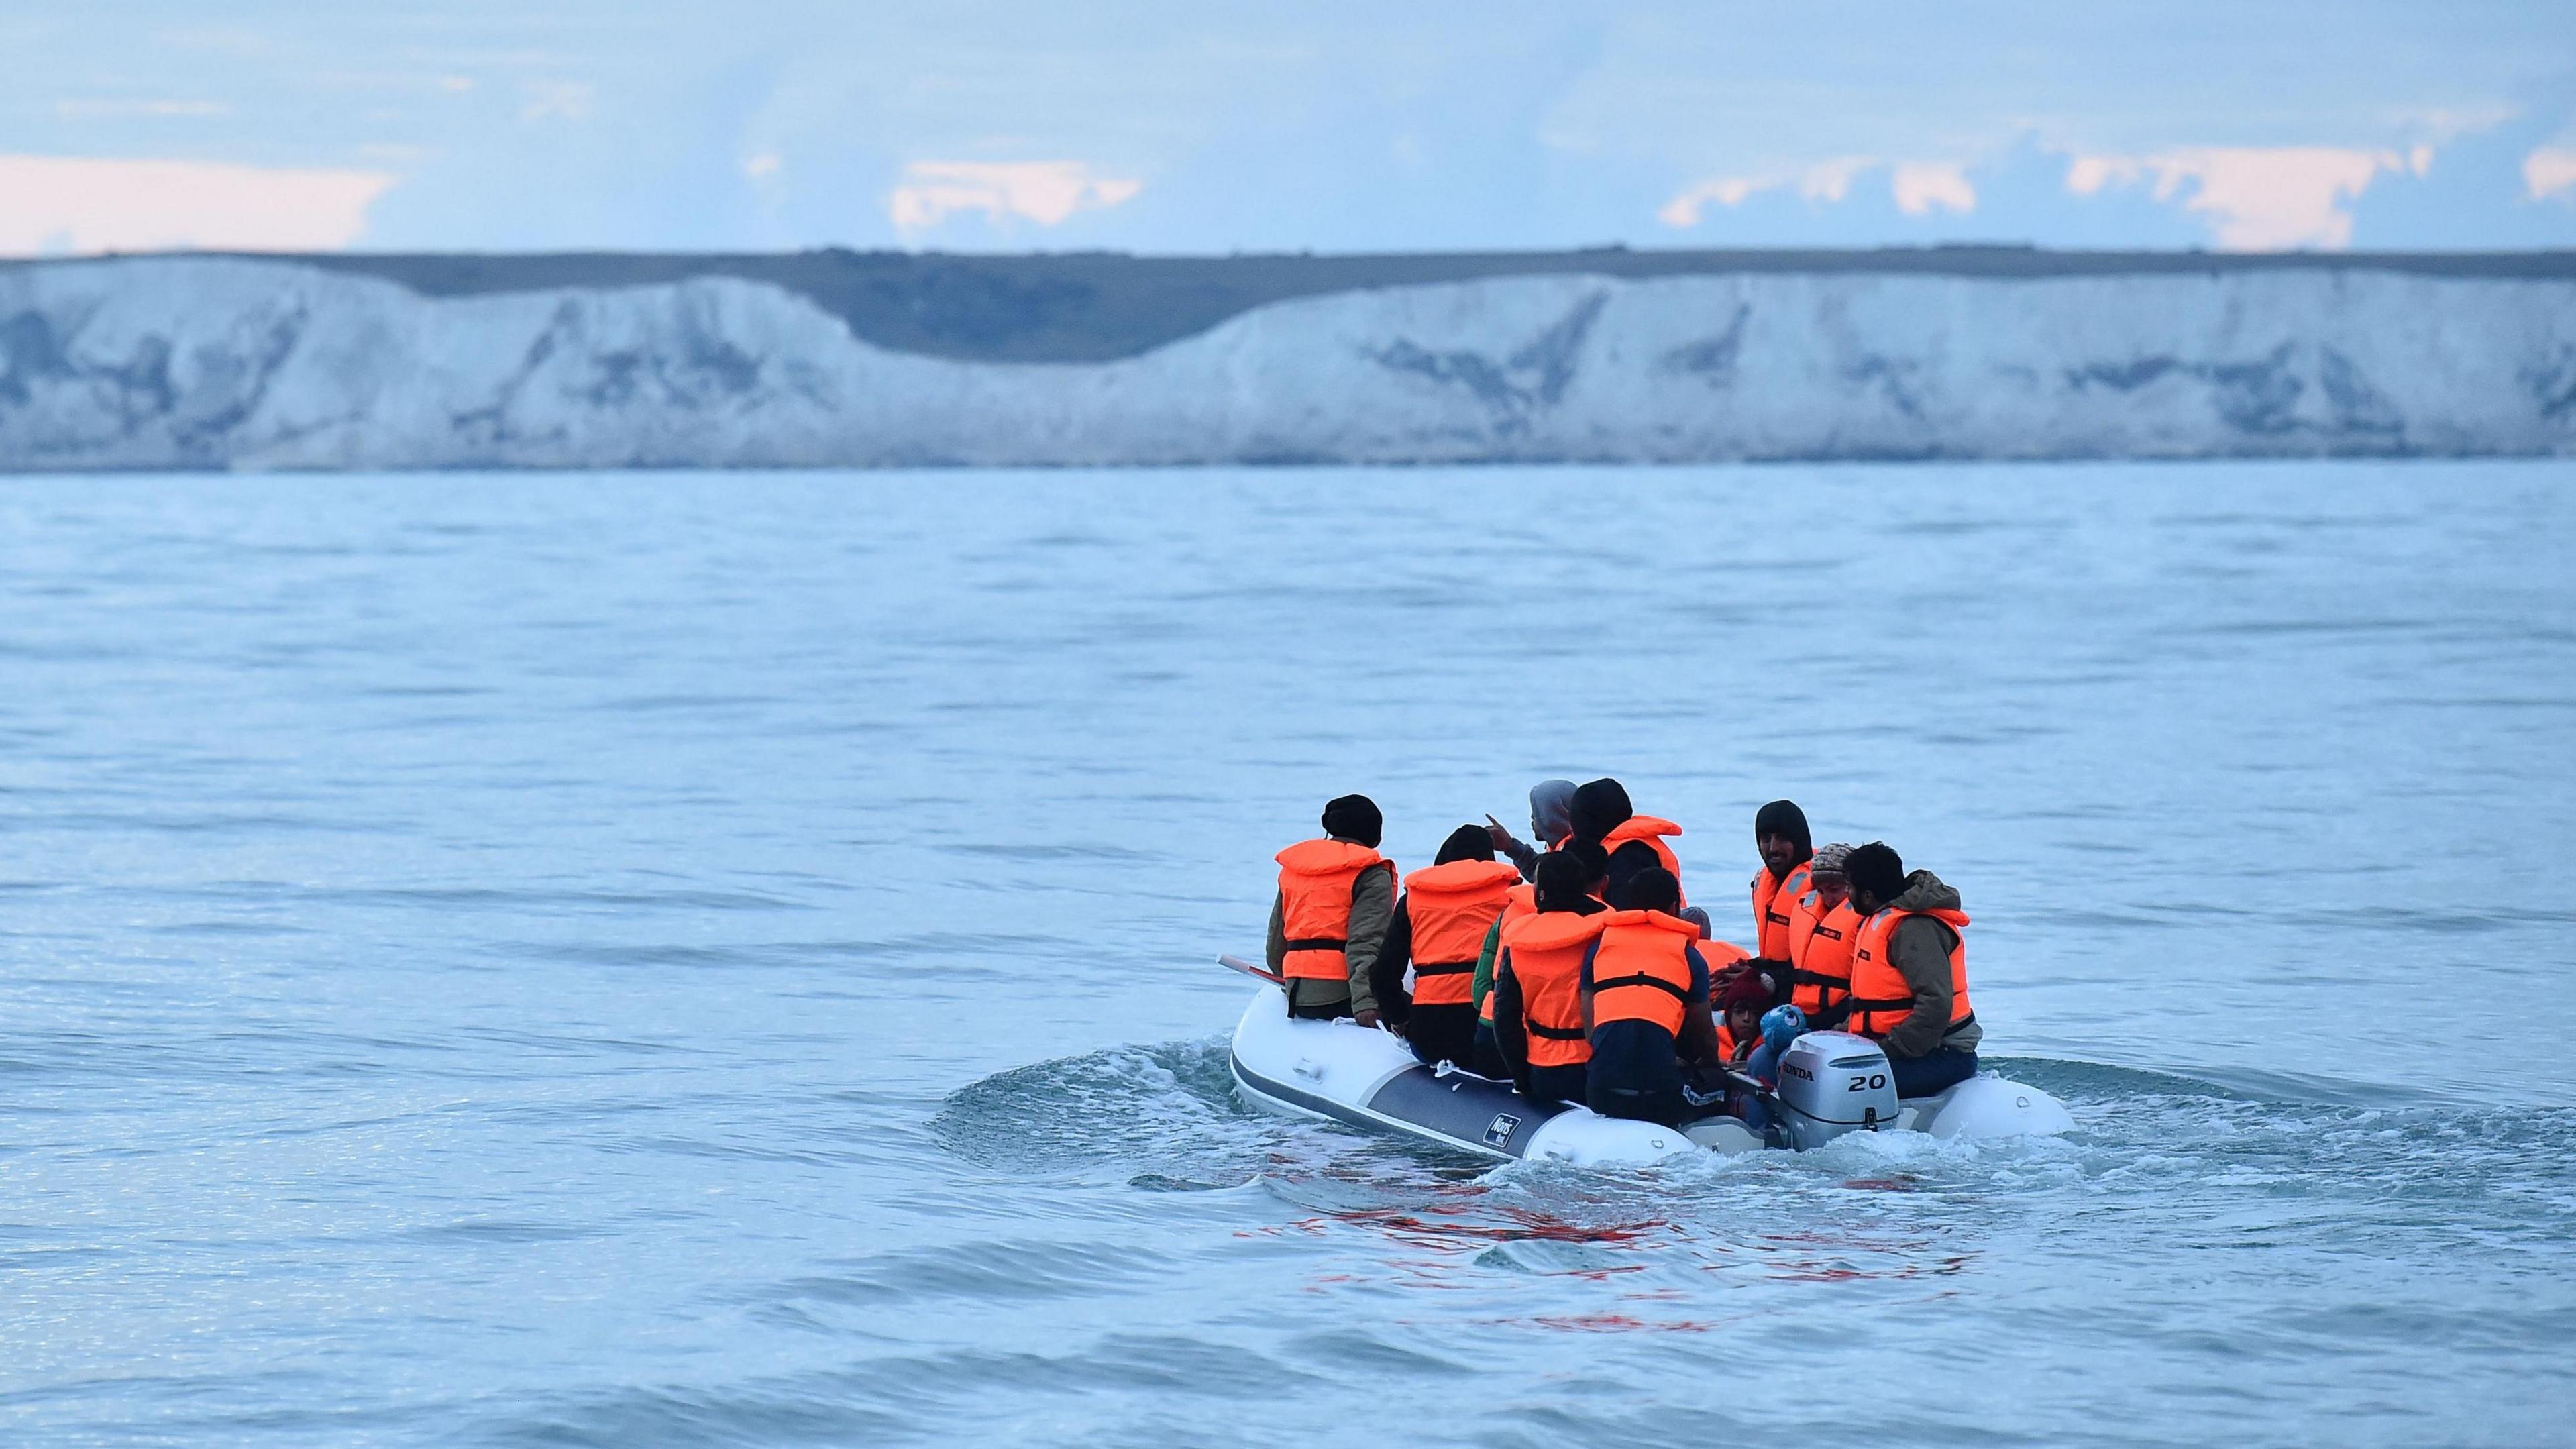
[1217,953,1283,984]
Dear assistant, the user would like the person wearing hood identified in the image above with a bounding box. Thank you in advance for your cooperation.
[1490,851,1612,1107]
[1749,800,1815,963]
[1484,779,1577,883]
[1578,867,1725,1126]
[1470,839,1607,1078]
[1839,841,1983,1097]
[1390,824,1523,1069]
[1785,842,1862,1020]
[1266,794,1397,1026]
[1494,778,1566,881]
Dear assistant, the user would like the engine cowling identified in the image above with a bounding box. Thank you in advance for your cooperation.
[1773,1030,1898,1150]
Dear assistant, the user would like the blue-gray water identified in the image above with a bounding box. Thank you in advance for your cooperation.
[3,462,2571,1447]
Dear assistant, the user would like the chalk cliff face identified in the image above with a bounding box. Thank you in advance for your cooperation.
[2,256,2571,470]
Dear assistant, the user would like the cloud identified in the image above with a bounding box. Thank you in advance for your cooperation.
[1657,155,1969,226]
[1656,177,1762,227]
[0,154,396,256]
[2526,146,2576,201]
[2065,146,2413,248]
[1891,161,1976,215]
[887,160,1142,235]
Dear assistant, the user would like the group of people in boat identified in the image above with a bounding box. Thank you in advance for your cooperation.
[1263,779,1979,1128]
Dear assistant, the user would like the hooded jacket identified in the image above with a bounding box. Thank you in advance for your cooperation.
[1874,871,1982,1059]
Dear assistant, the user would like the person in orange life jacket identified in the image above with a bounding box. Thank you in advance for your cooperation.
[1483,778,1578,883]
[1786,843,1863,1019]
[1387,824,1522,1069]
[1265,794,1397,1027]
[1579,867,1724,1127]
[1574,777,1715,938]
[1841,841,1983,1099]
[1470,839,1607,1080]
[1748,799,1814,969]
[1490,851,1611,1107]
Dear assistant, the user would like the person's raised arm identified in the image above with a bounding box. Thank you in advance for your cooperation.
[1488,814,1540,880]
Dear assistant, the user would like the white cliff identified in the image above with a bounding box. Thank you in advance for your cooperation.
[1,255,2571,470]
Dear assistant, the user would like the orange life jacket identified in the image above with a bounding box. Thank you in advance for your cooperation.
[1273,839,1394,982]
[1401,859,1520,1008]
[1585,909,1701,1036]
[1601,816,1686,903]
[1786,894,1861,1016]
[1845,905,1974,1038]
[1499,910,1609,1068]
[1751,860,1811,959]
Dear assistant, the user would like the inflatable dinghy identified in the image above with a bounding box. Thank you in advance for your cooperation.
[1222,962,2074,1167]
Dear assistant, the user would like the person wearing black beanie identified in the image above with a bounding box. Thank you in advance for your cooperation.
[1572,777,1699,922]
[1569,778,1635,844]
[1839,839,1985,1099]
[1379,824,1519,1068]
[1265,795,1397,1026]
[1320,794,1383,849]
[1749,799,1815,962]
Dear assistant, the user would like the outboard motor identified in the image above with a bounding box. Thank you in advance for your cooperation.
[1773,1030,1899,1150]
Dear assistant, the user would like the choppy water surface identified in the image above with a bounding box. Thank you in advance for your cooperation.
[2,463,2571,1446]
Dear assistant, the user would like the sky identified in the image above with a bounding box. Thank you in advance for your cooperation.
[4,1,2575,258]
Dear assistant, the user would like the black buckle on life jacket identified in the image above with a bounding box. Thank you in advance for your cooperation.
[1591,971,1690,1001]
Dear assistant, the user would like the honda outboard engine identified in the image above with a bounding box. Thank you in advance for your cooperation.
[1774,1031,1899,1150]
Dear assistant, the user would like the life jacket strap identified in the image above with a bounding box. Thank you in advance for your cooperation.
[1591,972,1690,1001]
[1526,1021,1587,1041]
[1282,938,1347,953]
[1410,959,1476,976]
[1788,967,1849,987]
[1843,995,1916,1014]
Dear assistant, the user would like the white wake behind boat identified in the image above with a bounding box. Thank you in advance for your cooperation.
[1226,975,2074,1166]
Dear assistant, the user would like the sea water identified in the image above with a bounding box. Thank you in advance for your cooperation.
[1,462,2570,1446]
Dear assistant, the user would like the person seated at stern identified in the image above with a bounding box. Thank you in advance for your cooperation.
[1837,841,1982,1098]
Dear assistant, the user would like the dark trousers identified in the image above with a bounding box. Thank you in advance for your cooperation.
[1285,981,1351,1021]
[1471,1021,1507,1079]
[1891,1046,1978,1099]
[1405,1003,1478,1070]
[1586,1021,1686,1126]
[1524,1062,1588,1108]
